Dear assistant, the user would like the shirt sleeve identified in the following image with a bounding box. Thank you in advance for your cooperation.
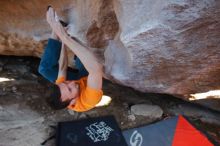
[55,76,66,84]
[68,86,103,112]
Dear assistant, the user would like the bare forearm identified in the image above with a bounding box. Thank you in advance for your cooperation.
[62,35,102,74]
[58,43,68,78]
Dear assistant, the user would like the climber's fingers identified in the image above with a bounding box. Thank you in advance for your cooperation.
[46,7,56,26]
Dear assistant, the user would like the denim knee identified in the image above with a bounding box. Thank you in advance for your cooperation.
[38,65,45,77]
[38,64,58,83]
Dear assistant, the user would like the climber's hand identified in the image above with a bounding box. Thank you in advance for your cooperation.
[46,7,68,40]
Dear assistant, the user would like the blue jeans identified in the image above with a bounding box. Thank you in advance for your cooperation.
[38,38,88,83]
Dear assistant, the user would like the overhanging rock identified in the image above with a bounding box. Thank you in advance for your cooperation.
[0,0,219,111]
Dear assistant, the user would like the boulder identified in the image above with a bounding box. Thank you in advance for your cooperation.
[106,0,220,111]
[0,0,220,110]
[0,0,74,60]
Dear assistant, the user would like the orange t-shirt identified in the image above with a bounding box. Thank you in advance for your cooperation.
[55,76,103,112]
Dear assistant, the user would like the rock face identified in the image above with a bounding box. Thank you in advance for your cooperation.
[0,0,220,110]
[0,0,74,59]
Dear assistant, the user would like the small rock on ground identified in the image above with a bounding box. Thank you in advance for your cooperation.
[128,114,136,121]
[131,104,163,119]
[68,109,77,116]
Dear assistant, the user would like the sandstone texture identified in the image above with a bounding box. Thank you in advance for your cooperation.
[0,0,220,110]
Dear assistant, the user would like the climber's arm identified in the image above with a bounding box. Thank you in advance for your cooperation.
[57,43,68,80]
[63,36,103,89]
[47,7,103,90]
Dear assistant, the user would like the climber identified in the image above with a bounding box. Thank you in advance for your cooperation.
[38,6,103,112]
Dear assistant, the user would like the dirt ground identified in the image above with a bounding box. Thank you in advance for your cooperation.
[0,56,220,146]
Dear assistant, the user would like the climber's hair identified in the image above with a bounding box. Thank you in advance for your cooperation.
[46,84,70,110]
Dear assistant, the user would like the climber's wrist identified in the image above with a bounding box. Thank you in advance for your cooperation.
[60,32,70,43]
